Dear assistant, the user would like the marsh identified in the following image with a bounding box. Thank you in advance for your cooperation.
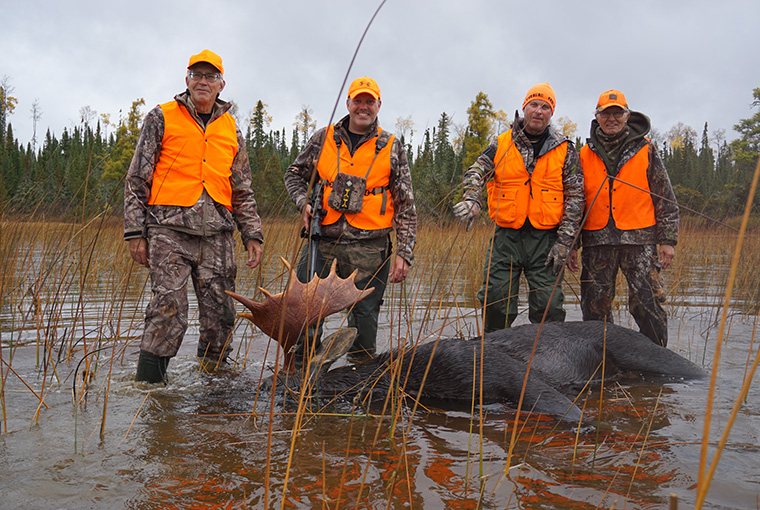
[0,220,757,509]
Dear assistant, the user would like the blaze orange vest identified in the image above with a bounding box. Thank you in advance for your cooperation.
[317,125,395,230]
[580,143,655,231]
[148,101,237,211]
[486,129,568,229]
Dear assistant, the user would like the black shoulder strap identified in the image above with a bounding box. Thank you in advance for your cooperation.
[375,130,390,153]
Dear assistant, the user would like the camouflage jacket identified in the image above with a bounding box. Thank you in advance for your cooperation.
[580,111,679,248]
[124,91,263,245]
[461,117,585,248]
[283,115,417,265]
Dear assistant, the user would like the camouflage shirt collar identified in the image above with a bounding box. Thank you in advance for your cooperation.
[175,90,232,123]
[335,114,380,141]
[512,116,567,156]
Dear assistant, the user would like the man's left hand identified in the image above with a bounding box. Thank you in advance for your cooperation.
[545,241,570,275]
[246,240,263,268]
[389,255,410,283]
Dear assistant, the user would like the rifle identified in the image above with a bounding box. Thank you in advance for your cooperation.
[297,0,387,280]
[301,179,325,280]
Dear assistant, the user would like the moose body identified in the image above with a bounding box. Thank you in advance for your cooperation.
[303,321,706,423]
[226,267,704,423]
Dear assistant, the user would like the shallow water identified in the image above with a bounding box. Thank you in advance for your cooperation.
[1,251,759,509]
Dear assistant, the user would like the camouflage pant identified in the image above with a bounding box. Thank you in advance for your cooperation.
[477,226,565,332]
[140,228,237,359]
[295,235,391,362]
[580,244,668,346]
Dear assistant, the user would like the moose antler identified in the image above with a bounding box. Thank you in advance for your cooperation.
[226,257,374,371]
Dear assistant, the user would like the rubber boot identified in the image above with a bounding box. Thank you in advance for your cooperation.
[483,305,511,333]
[135,351,170,384]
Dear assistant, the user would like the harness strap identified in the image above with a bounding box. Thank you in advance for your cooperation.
[328,128,390,215]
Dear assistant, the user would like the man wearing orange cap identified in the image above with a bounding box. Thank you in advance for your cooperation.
[124,49,264,383]
[569,90,678,346]
[454,83,584,331]
[284,76,417,363]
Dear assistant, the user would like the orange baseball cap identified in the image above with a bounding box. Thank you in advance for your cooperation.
[595,90,628,112]
[188,49,224,74]
[348,76,381,100]
[522,82,556,113]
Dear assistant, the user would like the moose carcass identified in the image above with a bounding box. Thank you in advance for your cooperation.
[227,263,706,423]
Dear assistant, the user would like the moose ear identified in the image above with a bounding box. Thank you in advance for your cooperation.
[316,328,357,366]
[303,327,358,382]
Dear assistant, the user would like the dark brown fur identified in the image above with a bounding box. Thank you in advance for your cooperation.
[290,321,705,423]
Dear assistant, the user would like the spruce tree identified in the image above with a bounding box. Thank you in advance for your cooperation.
[462,92,494,169]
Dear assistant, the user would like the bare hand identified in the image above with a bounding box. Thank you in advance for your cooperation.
[301,204,313,231]
[389,255,409,283]
[246,239,263,269]
[566,249,579,273]
[659,244,675,270]
[128,238,149,268]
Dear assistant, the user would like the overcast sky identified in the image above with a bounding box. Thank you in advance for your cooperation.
[3,0,758,150]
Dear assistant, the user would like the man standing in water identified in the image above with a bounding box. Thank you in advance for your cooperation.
[569,90,678,346]
[124,50,264,383]
[284,76,416,363]
[454,83,584,332]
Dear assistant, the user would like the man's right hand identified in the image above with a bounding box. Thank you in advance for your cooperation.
[453,200,480,221]
[301,204,313,231]
[128,238,149,268]
[566,249,579,273]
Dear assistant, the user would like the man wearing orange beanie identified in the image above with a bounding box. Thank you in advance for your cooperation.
[454,83,584,331]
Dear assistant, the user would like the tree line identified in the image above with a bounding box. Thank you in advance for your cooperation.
[1,81,759,223]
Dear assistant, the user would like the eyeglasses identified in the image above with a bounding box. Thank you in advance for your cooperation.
[597,109,627,120]
[187,71,222,83]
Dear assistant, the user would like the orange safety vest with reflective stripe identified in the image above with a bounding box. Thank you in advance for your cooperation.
[486,129,567,229]
[148,101,237,211]
[579,143,655,231]
[317,125,395,230]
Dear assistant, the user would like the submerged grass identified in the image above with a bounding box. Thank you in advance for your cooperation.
[1,206,760,507]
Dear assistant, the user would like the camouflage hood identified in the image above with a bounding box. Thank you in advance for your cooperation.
[587,111,651,174]
[588,110,650,148]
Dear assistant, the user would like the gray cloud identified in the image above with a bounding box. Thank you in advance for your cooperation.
[3,0,758,150]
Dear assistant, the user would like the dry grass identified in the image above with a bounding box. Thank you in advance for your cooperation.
[674,217,760,306]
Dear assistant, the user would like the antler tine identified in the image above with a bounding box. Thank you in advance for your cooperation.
[279,256,293,272]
